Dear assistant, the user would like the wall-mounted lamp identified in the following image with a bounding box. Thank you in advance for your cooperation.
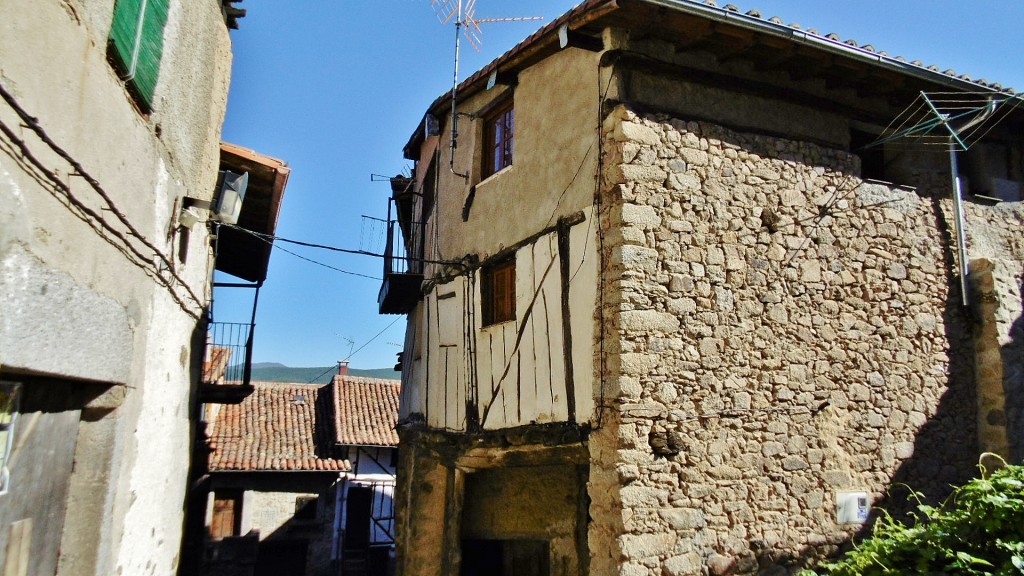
[177,169,249,229]
[211,170,249,225]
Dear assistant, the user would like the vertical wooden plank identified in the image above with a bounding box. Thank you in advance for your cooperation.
[498,324,513,425]
[532,239,554,423]
[4,518,32,576]
[542,234,568,422]
[569,213,598,423]
[467,274,481,429]
[422,292,431,426]
[436,283,463,430]
[425,291,442,426]
[517,243,538,426]
[460,277,471,430]
[477,330,494,428]
[558,218,577,423]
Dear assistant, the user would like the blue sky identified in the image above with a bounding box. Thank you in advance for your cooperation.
[216,0,1024,370]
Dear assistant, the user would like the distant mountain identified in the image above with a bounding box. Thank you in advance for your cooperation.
[248,365,400,384]
[251,362,287,369]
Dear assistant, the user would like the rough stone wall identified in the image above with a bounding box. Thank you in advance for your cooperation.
[247,489,335,576]
[964,205,1024,461]
[596,104,1024,575]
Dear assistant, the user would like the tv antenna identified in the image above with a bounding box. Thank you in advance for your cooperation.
[336,334,356,361]
[868,90,1023,305]
[430,0,542,178]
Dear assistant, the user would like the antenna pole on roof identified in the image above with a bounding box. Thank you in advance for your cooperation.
[430,0,542,180]
[449,0,468,179]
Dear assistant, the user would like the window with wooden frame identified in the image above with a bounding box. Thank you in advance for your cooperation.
[210,490,243,539]
[481,259,515,326]
[108,0,170,111]
[483,99,514,178]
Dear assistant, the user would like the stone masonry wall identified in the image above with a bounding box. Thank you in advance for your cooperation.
[249,489,335,576]
[596,104,1024,575]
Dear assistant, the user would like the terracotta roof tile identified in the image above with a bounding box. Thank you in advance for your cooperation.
[207,381,350,472]
[203,346,231,384]
[332,376,400,447]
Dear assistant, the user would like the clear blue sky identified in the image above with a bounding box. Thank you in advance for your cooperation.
[216,0,1024,370]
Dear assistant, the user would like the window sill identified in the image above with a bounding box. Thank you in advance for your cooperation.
[478,165,513,188]
[480,319,516,331]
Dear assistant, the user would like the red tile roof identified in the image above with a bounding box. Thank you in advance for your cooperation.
[203,346,232,384]
[207,381,350,472]
[332,376,400,447]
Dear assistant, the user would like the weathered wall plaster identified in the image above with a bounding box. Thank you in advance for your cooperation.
[0,0,232,573]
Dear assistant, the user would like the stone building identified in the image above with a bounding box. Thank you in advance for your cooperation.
[379,1,1024,574]
[0,1,266,574]
[193,374,400,576]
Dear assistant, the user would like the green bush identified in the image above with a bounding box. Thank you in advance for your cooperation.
[804,461,1024,576]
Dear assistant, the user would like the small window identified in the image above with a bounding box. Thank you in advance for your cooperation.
[483,100,514,177]
[294,495,318,521]
[211,490,243,539]
[108,0,170,110]
[481,259,515,326]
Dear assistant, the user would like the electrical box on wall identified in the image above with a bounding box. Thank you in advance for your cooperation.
[836,491,871,524]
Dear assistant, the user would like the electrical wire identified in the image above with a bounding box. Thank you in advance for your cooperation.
[304,316,403,382]
[0,82,204,318]
[220,223,464,268]
[348,317,403,361]
[221,224,381,280]
[306,365,339,384]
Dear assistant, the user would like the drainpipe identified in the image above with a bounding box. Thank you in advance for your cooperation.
[925,94,996,306]
[948,149,971,306]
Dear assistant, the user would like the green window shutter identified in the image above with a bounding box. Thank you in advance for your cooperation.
[108,0,169,110]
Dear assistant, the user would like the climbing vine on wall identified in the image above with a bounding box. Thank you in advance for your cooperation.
[805,461,1024,576]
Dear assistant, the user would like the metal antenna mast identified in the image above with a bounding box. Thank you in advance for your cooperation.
[430,0,541,179]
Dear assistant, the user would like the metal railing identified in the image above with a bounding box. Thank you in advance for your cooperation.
[204,322,254,386]
[382,218,423,276]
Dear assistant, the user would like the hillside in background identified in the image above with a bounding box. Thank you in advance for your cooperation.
[248,365,401,384]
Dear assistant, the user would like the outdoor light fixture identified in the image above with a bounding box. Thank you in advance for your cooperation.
[178,170,249,228]
[211,170,249,225]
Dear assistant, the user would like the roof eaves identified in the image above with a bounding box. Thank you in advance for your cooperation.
[643,0,1013,95]
[404,0,1020,161]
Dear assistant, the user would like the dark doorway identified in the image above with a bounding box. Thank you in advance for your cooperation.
[345,486,373,548]
[461,539,549,576]
[255,539,308,576]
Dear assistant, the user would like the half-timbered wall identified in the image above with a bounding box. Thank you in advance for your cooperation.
[406,219,597,431]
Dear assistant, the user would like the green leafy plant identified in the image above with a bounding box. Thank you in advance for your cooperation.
[804,459,1024,576]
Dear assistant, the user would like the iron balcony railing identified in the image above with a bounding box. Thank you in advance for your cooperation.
[378,204,425,314]
[382,218,423,277]
[204,321,254,387]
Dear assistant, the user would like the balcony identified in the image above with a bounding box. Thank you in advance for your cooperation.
[200,321,255,403]
[378,185,424,314]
